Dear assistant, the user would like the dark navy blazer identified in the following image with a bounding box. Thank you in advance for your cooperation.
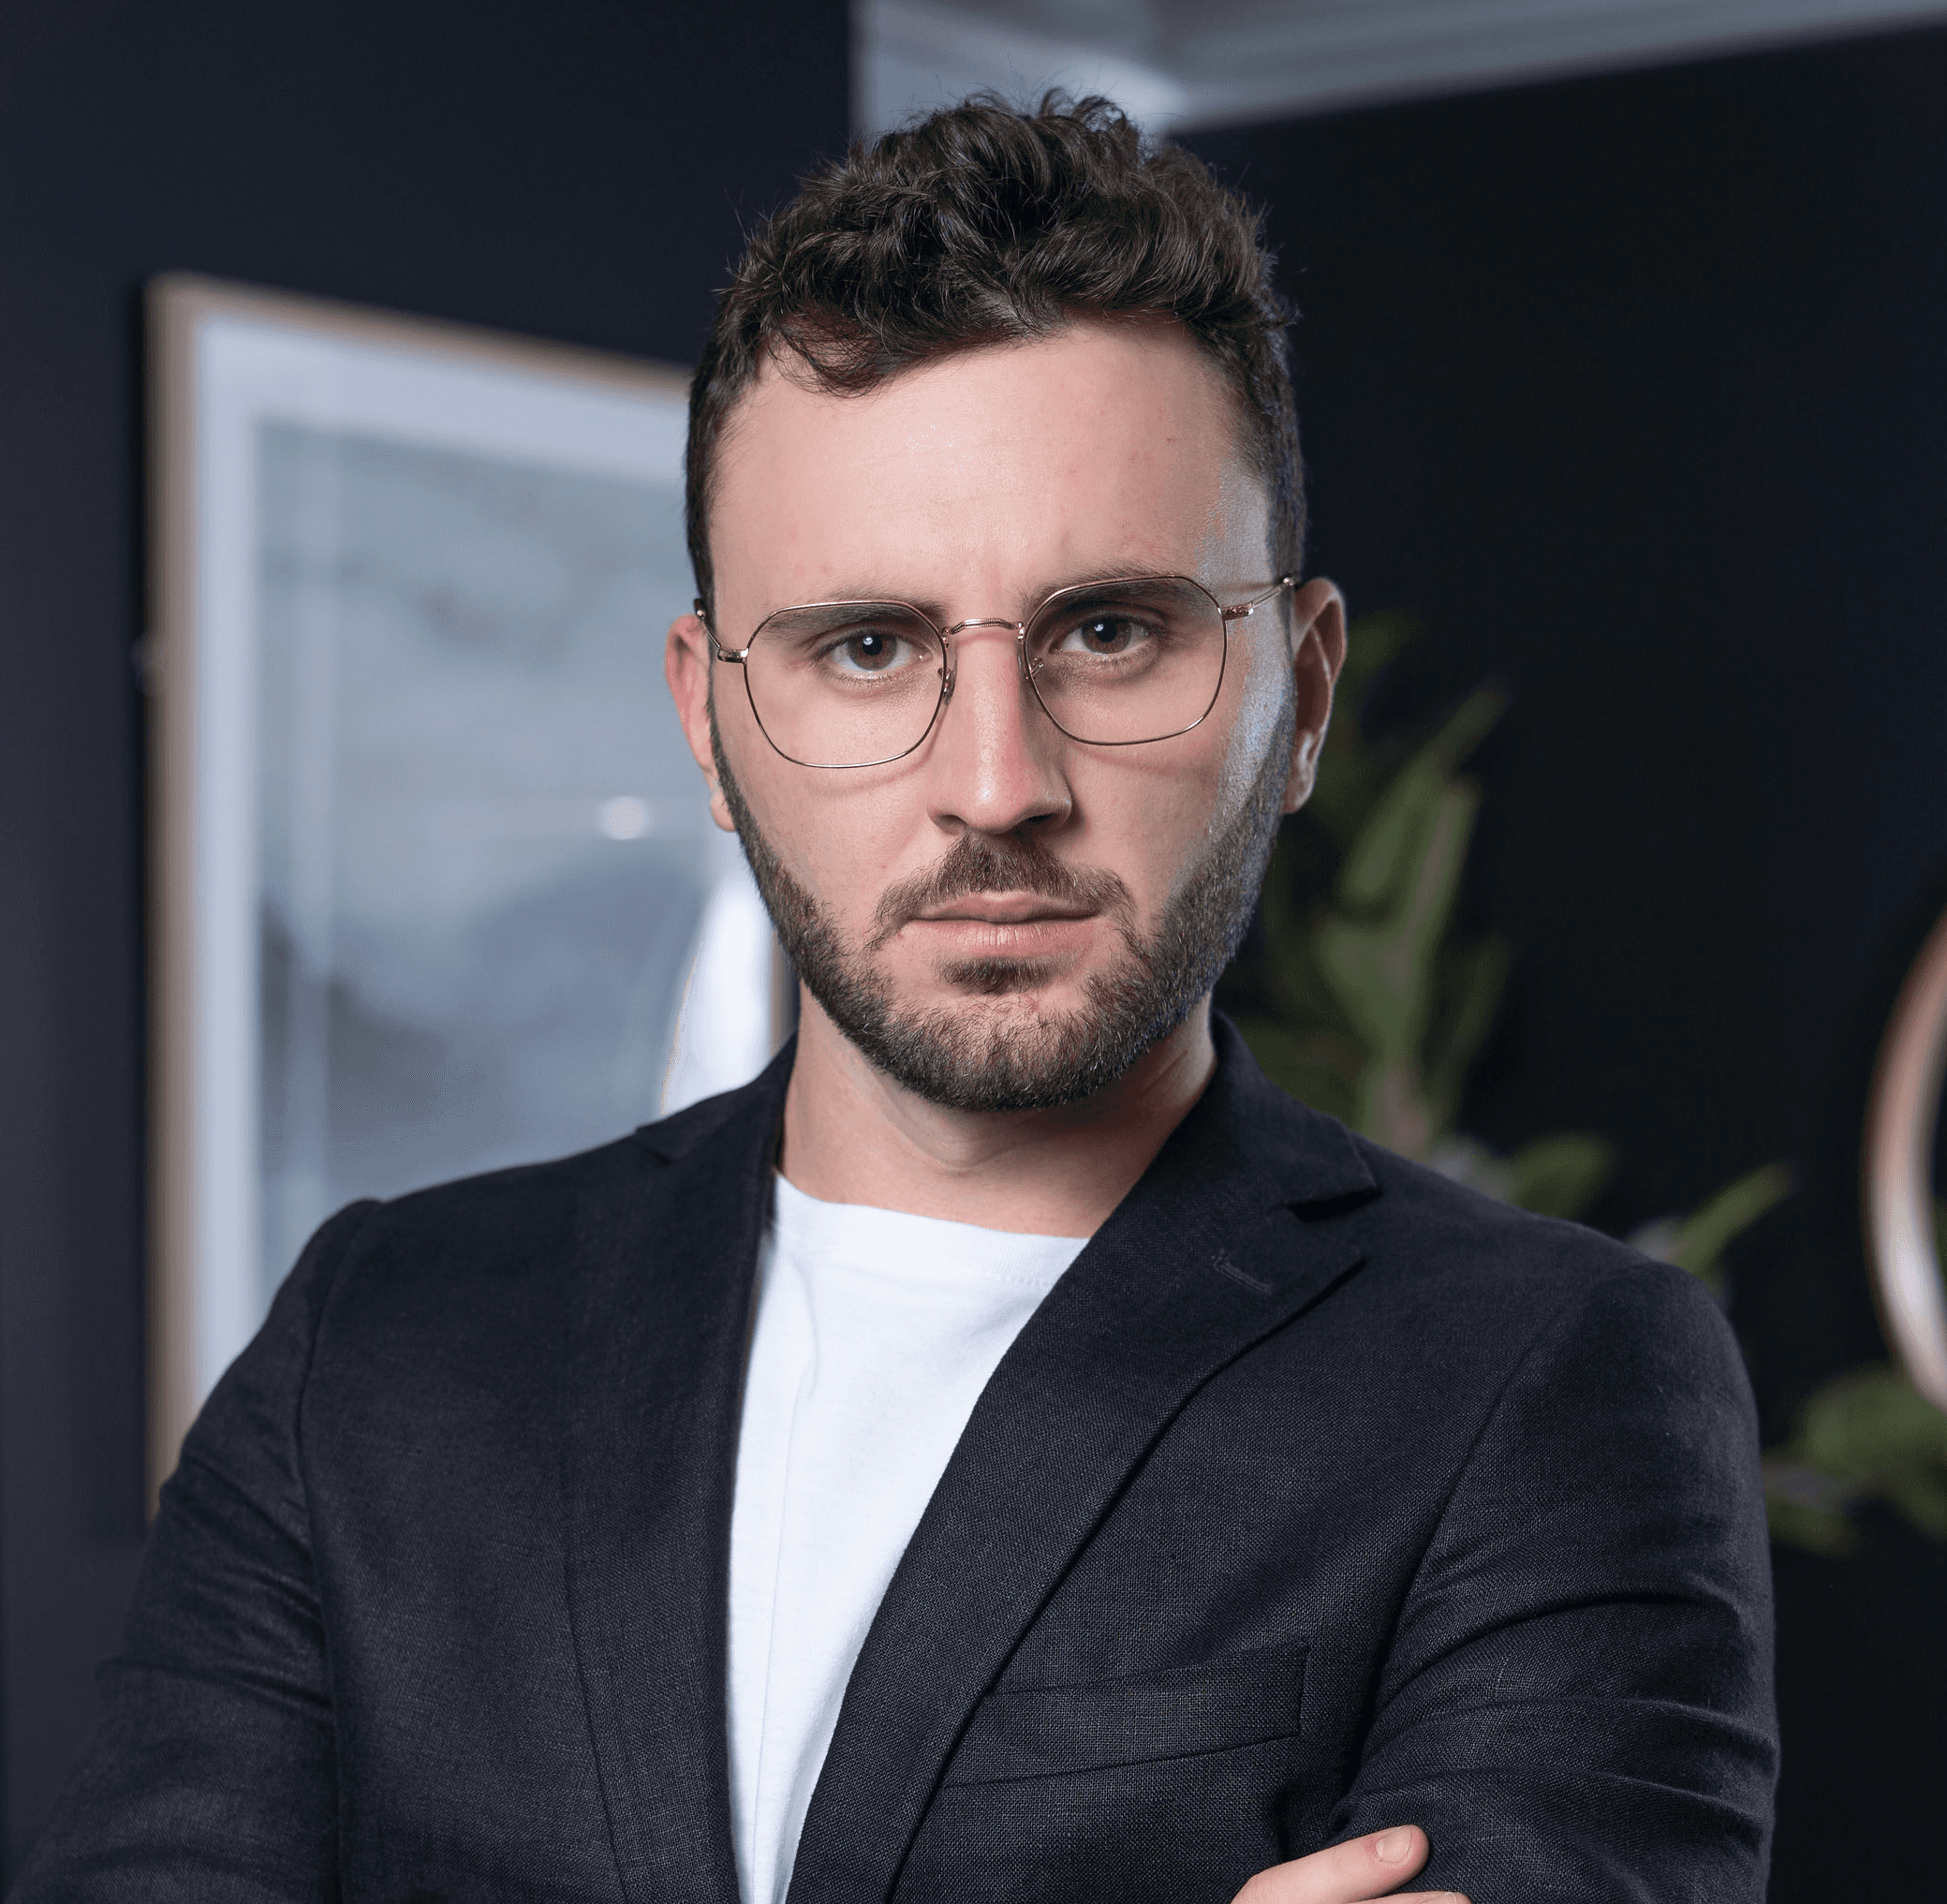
[17,1019,1777,1902]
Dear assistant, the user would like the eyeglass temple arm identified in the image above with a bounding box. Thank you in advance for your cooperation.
[695,598,749,664]
[1219,576,1297,623]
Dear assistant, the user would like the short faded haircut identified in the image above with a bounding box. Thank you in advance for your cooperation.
[684,93,1303,620]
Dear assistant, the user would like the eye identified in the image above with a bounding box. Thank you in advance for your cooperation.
[1051,613,1155,657]
[824,626,921,676]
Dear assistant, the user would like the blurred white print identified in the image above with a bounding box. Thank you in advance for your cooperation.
[256,424,719,1292]
[162,290,778,1423]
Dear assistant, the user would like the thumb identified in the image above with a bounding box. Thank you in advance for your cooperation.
[1232,1825,1450,1904]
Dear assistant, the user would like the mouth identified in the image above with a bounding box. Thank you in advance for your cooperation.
[913,892,1099,927]
[867,838,1132,962]
[898,892,1101,962]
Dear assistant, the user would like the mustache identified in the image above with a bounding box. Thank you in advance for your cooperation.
[868,832,1132,950]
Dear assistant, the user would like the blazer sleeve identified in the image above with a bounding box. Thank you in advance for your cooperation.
[10,1200,379,1903]
[1329,1255,1778,1903]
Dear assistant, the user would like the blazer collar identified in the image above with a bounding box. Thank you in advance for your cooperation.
[561,1041,796,1904]
[785,1015,1378,1904]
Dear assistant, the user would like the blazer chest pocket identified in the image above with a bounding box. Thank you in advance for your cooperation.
[943,1640,1308,1787]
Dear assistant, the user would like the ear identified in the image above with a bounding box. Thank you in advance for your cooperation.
[664,609,738,834]
[1281,578,1348,815]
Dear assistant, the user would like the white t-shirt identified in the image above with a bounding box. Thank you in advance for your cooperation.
[727,1174,1089,1904]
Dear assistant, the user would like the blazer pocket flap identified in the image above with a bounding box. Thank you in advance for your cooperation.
[945,1641,1307,1787]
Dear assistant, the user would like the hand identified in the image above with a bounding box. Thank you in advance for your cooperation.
[1231,1826,1470,1904]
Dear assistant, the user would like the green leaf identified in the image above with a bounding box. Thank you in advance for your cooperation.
[1252,842,1343,1030]
[1666,1162,1793,1288]
[1763,1486,1861,1557]
[1349,1054,1436,1158]
[1424,1133,1517,1203]
[1336,687,1503,918]
[1423,933,1512,1133]
[1335,609,1422,707]
[1335,764,1445,920]
[1504,1133,1617,1220]
[1770,1365,1947,1547]
[1794,1365,1947,1477]
[1232,1017,1359,1122]
[1316,916,1418,1058]
[1319,782,1481,1064]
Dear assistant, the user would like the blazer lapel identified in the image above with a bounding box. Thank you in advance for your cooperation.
[561,1047,793,1904]
[786,1021,1379,1904]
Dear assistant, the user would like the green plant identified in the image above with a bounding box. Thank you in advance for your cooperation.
[1763,1364,1947,1556]
[1223,612,1946,1554]
[1220,612,1613,1218]
[1627,1161,1793,1302]
[1757,1199,1947,1554]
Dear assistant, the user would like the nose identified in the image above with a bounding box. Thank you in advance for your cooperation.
[923,622,1071,838]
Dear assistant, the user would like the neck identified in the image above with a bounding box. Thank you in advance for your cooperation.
[776,993,1217,1235]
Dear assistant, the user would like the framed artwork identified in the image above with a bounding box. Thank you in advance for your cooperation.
[147,276,787,1500]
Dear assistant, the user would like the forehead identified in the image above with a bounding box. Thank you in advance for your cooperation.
[707,319,1265,612]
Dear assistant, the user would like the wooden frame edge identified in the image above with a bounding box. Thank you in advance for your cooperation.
[145,273,692,405]
[146,274,204,1514]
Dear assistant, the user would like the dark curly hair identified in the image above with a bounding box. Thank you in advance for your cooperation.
[685,93,1302,619]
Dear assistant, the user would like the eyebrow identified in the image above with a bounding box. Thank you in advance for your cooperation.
[773,562,1173,625]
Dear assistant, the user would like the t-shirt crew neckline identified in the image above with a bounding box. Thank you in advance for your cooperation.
[769,1170,1090,1291]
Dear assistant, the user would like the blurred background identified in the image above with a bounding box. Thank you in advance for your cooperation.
[3,0,1945,1891]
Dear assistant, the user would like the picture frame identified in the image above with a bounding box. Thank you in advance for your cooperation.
[146,275,787,1503]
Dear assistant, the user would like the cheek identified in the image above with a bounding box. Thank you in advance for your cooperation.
[1230,632,1293,763]
[1068,745,1228,903]
[731,738,933,918]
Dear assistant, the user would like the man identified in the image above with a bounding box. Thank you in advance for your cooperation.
[19,97,1775,1903]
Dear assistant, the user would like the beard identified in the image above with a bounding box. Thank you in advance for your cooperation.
[710,693,1292,1114]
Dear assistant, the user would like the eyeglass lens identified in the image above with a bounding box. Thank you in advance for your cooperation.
[739,576,1228,769]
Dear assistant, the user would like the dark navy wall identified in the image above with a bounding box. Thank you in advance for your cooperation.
[1187,27,1947,1897]
[0,0,848,1870]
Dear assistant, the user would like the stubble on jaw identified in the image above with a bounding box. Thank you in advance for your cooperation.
[707,688,1294,1114]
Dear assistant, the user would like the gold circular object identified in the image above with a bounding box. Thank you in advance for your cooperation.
[1862,903,1947,1412]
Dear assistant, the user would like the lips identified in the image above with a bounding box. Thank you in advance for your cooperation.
[914,893,1097,926]
[867,835,1132,952]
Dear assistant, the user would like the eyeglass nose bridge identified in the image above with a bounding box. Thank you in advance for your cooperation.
[934,615,1032,703]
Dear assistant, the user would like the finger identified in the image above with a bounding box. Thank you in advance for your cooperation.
[1232,1825,1431,1904]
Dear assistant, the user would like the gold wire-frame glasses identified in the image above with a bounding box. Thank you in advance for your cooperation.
[701,573,1294,771]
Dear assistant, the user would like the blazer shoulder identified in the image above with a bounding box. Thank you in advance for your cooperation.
[1308,1140,1758,1527]
[331,1042,793,1277]
[342,1127,656,1265]
[1341,1131,1726,1336]
[272,1061,783,1397]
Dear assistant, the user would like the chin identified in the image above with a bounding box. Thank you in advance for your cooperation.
[935,955,1069,998]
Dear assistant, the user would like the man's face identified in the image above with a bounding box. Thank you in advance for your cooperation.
[669,320,1341,1112]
